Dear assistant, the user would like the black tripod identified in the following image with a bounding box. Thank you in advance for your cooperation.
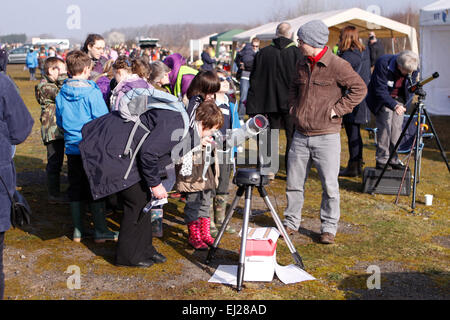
[371,74,450,211]
[205,168,305,292]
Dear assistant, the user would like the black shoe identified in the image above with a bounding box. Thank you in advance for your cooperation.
[389,163,406,170]
[150,252,167,264]
[116,260,155,268]
[339,161,360,177]
[376,162,391,171]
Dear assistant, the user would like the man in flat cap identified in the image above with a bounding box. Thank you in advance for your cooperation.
[283,20,367,244]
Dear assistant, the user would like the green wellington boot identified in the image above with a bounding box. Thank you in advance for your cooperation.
[70,202,93,242]
[89,202,119,244]
[214,195,236,234]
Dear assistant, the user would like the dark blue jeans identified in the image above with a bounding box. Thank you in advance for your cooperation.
[0,232,4,300]
[238,78,250,120]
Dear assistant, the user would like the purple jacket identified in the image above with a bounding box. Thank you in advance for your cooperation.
[163,53,195,97]
[96,76,112,108]
[89,56,108,80]
[110,75,151,111]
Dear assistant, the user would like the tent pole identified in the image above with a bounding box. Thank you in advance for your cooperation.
[391,30,395,54]
[190,40,193,64]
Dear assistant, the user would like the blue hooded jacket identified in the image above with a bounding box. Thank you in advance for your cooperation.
[26,50,38,69]
[56,79,109,155]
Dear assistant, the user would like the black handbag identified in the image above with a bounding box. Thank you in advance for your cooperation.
[0,175,31,228]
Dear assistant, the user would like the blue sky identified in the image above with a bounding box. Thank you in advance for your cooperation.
[0,0,436,40]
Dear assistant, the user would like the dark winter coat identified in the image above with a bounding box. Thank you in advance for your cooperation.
[0,73,34,232]
[234,43,257,72]
[368,40,385,67]
[201,51,216,72]
[79,108,188,201]
[339,48,371,125]
[246,37,302,115]
[0,49,8,73]
[366,54,419,116]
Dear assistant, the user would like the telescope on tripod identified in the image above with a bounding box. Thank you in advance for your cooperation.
[205,115,305,292]
[371,72,450,212]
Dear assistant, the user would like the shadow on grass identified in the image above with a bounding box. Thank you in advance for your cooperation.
[161,202,239,277]
[338,177,364,193]
[14,155,45,174]
[338,271,450,300]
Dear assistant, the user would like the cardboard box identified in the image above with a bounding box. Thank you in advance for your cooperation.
[240,227,280,282]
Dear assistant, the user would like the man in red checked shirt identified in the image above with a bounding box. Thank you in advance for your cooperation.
[283,20,367,245]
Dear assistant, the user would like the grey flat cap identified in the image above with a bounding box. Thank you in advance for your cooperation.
[297,20,329,48]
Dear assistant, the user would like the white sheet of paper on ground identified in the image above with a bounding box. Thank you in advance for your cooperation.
[208,265,238,285]
[208,263,315,285]
[274,263,316,284]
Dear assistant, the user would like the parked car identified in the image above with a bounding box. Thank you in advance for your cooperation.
[8,45,30,64]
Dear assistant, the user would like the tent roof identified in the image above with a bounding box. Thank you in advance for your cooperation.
[234,7,419,53]
[421,0,450,11]
[232,22,280,42]
[210,29,246,42]
[420,0,450,26]
[274,8,415,40]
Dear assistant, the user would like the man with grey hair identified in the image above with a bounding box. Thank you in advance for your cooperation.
[246,22,302,173]
[367,50,420,170]
[283,20,367,244]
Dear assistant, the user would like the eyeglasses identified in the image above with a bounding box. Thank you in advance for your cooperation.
[219,76,231,82]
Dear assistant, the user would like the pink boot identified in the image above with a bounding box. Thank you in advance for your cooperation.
[187,220,208,250]
[199,217,216,247]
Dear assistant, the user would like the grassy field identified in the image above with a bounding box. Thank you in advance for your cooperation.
[2,64,449,300]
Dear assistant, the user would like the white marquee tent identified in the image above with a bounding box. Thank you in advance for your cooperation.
[420,0,450,115]
[232,22,280,43]
[232,8,419,54]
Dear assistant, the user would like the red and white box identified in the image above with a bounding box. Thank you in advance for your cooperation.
[240,227,280,282]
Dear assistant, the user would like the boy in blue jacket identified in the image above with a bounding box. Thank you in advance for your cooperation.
[56,50,118,243]
[26,47,39,81]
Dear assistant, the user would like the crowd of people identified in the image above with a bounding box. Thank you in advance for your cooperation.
[0,22,420,298]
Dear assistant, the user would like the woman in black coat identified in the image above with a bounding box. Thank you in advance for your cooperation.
[337,26,371,177]
[80,90,224,268]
